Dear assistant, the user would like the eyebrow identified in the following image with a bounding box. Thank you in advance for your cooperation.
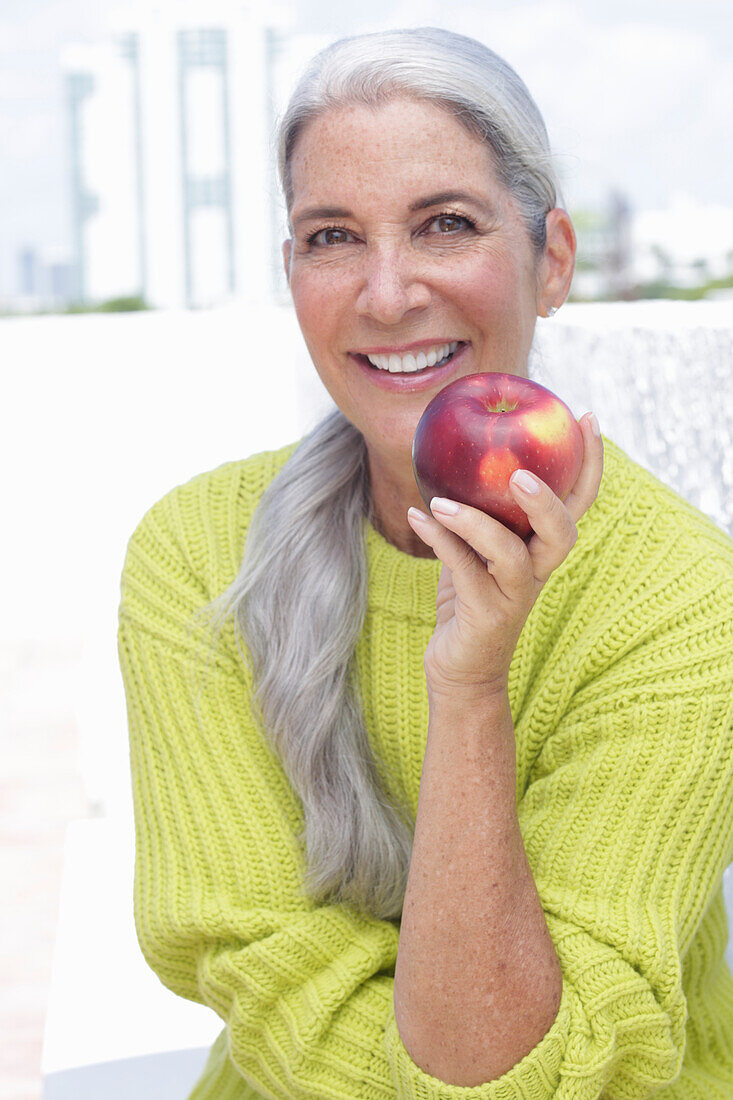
[291,190,496,228]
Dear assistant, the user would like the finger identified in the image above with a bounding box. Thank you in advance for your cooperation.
[407,507,493,607]
[508,468,578,583]
[408,500,534,606]
[561,413,604,525]
[507,413,604,582]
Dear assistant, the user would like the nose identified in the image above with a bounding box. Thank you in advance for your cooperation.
[355,242,431,324]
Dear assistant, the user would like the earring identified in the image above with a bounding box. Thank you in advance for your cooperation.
[546,306,558,317]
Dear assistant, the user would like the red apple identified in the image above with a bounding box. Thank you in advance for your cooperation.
[411,372,584,542]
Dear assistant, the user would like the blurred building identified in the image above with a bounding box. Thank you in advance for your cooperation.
[632,193,733,294]
[571,189,733,302]
[59,0,329,311]
[570,189,634,301]
[11,245,76,314]
[63,44,138,305]
[17,246,39,297]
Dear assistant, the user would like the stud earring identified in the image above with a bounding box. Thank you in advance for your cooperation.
[546,306,558,317]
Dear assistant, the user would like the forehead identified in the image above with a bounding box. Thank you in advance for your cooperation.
[289,97,502,209]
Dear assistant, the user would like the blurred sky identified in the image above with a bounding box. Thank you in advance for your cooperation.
[1,0,732,298]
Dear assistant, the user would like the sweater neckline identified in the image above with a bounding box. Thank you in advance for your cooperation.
[364,518,441,619]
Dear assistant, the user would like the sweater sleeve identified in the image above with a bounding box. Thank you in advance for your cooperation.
[118,488,407,1100]
[119,473,733,1100]
[388,509,733,1097]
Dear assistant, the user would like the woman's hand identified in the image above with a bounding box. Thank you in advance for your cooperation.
[407,413,604,703]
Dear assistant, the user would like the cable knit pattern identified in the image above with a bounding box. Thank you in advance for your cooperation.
[117,433,733,1099]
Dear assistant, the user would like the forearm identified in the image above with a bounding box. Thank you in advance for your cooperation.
[393,688,562,1087]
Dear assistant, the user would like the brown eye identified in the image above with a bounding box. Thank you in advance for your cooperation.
[432,215,470,233]
[310,227,351,246]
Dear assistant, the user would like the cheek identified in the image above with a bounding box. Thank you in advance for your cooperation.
[290,281,334,339]
[290,266,356,333]
[444,253,535,319]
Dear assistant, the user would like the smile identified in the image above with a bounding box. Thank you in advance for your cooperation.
[351,341,471,393]
[362,341,462,373]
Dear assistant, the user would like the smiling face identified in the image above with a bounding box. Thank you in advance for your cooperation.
[282,95,573,546]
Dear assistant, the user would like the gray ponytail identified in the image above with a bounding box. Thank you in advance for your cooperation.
[195,409,414,921]
[197,28,559,920]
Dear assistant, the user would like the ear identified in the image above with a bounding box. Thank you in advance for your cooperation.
[282,239,292,284]
[537,208,576,317]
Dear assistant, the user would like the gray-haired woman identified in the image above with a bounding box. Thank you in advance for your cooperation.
[118,26,733,1098]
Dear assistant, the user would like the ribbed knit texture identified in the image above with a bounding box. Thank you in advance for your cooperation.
[117,433,733,1099]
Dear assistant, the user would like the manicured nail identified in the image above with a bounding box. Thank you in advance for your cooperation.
[430,497,461,516]
[407,507,430,523]
[511,470,539,494]
[587,412,601,437]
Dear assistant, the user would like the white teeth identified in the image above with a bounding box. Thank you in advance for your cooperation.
[365,340,459,372]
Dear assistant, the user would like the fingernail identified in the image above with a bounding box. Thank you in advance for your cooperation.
[407,507,430,523]
[430,496,461,515]
[587,412,601,437]
[511,470,539,494]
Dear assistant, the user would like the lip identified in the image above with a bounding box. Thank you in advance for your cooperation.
[351,341,470,392]
[352,338,463,355]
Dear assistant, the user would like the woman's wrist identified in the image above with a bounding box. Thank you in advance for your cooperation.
[426,676,511,716]
[425,680,517,794]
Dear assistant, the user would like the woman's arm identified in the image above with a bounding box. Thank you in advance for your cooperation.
[394,417,600,1084]
[394,686,562,1086]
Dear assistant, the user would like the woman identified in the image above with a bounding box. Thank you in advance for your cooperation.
[118,27,733,1098]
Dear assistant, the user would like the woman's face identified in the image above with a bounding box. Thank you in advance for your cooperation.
[283,96,560,469]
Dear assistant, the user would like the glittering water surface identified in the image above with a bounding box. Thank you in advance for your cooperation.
[529,315,733,537]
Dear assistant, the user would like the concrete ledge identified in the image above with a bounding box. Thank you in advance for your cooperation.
[41,818,221,1091]
[43,1047,211,1100]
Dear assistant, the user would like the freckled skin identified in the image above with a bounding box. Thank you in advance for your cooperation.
[412,372,584,540]
[281,97,576,556]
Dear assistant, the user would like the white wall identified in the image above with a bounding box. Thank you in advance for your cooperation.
[1,303,332,819]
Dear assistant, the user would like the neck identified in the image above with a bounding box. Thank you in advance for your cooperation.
[368,448,437,559]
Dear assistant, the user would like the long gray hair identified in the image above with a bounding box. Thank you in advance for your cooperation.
[196,28,561,921]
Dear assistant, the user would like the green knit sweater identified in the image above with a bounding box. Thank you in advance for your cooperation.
[117,432,733,1099]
